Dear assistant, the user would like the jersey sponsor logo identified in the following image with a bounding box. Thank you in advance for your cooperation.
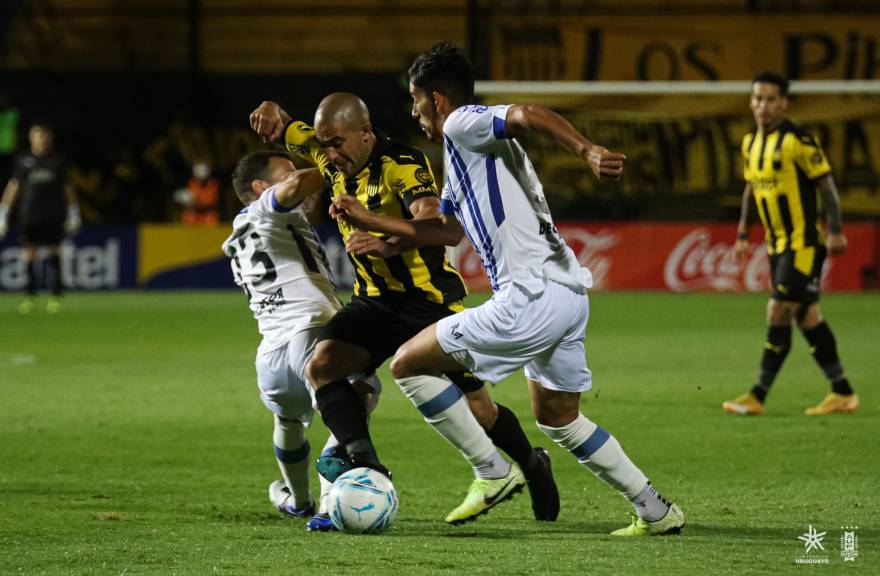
[255,287,285,316]
[538,222,558,236]
[286,143,310,157]
[414,167,433,185]
[407,185,436,197]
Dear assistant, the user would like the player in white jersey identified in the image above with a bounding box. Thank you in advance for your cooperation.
[332,42,685,535]
[223,150,380,532]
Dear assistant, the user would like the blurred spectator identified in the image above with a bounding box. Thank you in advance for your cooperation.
[174,159,220,225]
[0,91,19,185]
[0,121,80,313]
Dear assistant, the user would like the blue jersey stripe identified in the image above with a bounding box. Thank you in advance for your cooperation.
[271,191,297,213]
[485,155,505,227]
[444,138,500,291]
[439,198,456,215]
[445,175,482,255]
[492,115,509,139]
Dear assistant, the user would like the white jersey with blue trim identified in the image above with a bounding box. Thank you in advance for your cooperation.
[221,186,340,354]
[441,104,592,296]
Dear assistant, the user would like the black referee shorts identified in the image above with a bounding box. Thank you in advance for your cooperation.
[19,220,64,245]
[319,294,484,393]
[770,245,826,306]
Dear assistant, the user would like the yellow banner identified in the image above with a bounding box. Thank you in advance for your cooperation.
[478,93,880,216]
[491,15,880,81]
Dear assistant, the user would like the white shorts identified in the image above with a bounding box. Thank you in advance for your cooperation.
[436,280,592,393]
[256,327,381,421]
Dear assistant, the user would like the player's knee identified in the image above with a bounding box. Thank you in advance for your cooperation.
[767,299,793,325]
[305,349,336,388]
[532,392,580,428]
[389,351,412,380]
[797,304,823,330]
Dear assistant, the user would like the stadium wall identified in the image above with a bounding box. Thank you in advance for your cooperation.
[0,223,876,293]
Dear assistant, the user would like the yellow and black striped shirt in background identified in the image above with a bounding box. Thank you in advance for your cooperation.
[742,119,832,256]
[283,120,466,308]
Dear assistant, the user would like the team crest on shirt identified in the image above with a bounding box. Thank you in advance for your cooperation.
[415,167,433,184]
[812,153,823,164]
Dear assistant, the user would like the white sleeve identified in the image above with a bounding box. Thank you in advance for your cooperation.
[252,184,298,218]
[443,104,512,154]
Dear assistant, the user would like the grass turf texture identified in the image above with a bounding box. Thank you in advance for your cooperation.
[0,291,876,575]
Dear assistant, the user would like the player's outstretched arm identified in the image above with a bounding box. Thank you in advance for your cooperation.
[816,174,847,255]
[273,168,325,210]
[734,183,755,264]
[504,104,625,181]
[250,101,291,143]
[0,178,19,238]
[331,195,463,247]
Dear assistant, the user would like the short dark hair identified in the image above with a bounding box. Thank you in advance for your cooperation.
[231,150,291,205]
[408,41,475,107]
[752,71,789,97]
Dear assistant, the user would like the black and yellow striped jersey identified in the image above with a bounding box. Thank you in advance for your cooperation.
[283,120,467,308]
[742,119,832,255]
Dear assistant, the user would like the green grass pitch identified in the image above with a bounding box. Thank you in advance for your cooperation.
[0,291,876,575]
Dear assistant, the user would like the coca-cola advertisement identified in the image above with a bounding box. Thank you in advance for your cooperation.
[451,223,877,293]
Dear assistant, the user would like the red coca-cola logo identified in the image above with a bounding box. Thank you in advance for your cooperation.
[664,228,770,292]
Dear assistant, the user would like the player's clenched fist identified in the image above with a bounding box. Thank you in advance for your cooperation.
[249,101,290,143]
[330,195,374,230]
[585,145,625,181]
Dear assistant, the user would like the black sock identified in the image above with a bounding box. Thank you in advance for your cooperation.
[486,404,537,472]
[314,379,377,463]
[25,259,37,295]
[750,325,792,403]
[46,254,63,296]
[803,322,854,395]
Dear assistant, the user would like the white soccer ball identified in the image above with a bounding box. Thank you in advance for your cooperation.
[328,467,398,533]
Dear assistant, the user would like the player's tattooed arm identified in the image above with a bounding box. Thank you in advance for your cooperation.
[331,195,463,247]
[273,168,324,209]
[734,183,755,264]
[816,174,847,255]
[250,101,291,143]
[504,105,625,181]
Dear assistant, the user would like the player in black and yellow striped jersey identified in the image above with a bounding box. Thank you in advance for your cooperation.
[250,93,559,523]
[723,72,858,417]
[283,113,465,307]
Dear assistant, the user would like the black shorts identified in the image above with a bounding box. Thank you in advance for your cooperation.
[19,220,64,246]
[769,246,825,305]
[319,294,484,393]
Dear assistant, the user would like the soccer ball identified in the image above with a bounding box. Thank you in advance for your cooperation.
[328,467,398,534]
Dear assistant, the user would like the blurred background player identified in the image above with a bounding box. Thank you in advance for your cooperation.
[250,93,560,522]
[333,42,684,534]
[0,120,80,313]
[723,72,858,417]
[174,158,220,225]
[223,150,381,532]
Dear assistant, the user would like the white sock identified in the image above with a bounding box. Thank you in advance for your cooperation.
[537,413,648,500]
[397,375,506,479]
[273,416,311,508]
